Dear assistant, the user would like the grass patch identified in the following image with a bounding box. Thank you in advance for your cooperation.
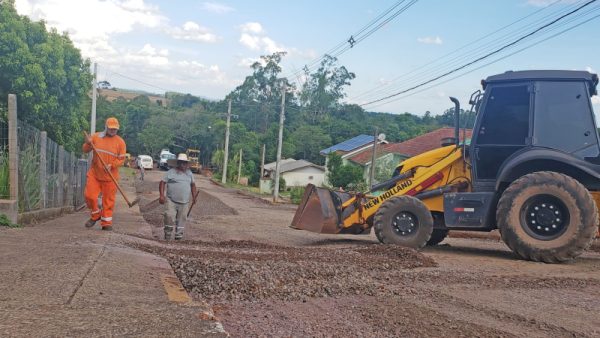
[0,214,20,228]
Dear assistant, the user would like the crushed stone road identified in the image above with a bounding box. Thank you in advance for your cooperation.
[131,170,600,337]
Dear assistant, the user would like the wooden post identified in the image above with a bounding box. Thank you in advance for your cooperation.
[57,146,64,206]
[273,83,286,202]
[369,128,378,188]
[40,131,47,208]
[260,144,266,178]
[237,148,243,184]
[222,99,231,184]
[8,94,18,202]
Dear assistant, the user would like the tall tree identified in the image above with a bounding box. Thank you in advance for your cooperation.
[229,52,294,132]
[300,55,355,123]
[0,1,92,151]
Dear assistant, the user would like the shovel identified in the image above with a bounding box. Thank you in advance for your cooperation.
[84,131,140,208]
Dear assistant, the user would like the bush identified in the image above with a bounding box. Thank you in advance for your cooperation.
[278,177,286,192]
[290,186,305,204]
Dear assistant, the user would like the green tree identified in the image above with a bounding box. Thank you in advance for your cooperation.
[0,1,92,151]
[300,55,355,123]
[326,153,363,190]
[229,52,295,132]
[290,125,331,164]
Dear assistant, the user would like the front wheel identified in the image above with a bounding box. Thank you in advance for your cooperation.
[496,171,598,263]
[374,196,433,248]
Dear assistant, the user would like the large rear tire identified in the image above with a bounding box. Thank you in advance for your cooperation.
[374,196,433,248]
[496,171,598,263]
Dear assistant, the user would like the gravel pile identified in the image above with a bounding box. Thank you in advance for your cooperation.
[133,240,436,302]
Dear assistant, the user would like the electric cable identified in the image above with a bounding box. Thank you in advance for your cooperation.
[360,0,597,107]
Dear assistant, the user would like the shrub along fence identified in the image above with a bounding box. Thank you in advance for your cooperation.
[0,94,89,224]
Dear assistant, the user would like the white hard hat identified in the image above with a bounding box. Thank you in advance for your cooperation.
[177,153,189,162]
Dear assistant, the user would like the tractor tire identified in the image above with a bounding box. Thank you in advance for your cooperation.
[496,171,598,263]
[374,196,433,248]
[426,212,448,246]
[427,229,449,246]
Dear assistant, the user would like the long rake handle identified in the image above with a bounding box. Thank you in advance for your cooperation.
[187,191,200,217]
[84,132,134,208]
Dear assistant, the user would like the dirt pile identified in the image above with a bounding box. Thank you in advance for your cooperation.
[132,240,436,302]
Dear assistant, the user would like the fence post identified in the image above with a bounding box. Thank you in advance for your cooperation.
[57,146,64,207]
[8,94,18,202]
[40,131,47,209]
[2,94,19,224]
[67,154,74,207]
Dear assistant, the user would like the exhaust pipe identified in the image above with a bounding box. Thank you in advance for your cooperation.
[450,97,460,147]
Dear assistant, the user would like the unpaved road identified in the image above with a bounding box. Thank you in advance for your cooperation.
[132,170,600,337]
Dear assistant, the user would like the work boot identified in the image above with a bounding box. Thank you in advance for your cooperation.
[101,225,113,231]
[174,236,183,241]
[85,219,97,228]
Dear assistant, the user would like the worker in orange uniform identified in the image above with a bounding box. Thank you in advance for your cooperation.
[82,117,127,231]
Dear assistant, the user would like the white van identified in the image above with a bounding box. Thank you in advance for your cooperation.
[137,155,153,169]
[159,152,176,170]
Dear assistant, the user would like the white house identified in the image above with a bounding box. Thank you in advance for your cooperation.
[260,159,325,193]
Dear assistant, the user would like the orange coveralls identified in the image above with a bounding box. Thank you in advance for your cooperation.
[82,132,126,227]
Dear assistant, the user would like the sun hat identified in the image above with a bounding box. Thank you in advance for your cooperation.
[168,153,190,167]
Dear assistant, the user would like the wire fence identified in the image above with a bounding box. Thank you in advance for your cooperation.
[16,119,89,213]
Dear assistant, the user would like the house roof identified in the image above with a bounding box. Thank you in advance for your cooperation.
[320,134,374,155]
[348,127,473,165]
[264,159,324,174]
[263,158,296,171]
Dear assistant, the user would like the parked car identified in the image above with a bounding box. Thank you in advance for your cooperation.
[159,152,176,170]
[137,155,153,170]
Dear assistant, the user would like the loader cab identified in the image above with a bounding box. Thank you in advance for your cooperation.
[470,70,600,192]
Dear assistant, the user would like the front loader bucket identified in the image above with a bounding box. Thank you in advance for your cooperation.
[290,184,352,234]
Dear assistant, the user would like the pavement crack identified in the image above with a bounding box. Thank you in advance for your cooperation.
[66,244,106,305]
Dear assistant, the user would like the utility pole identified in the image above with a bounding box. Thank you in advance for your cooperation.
[222,99,232,184]
[260,144,266,178]
[273,83,286,202]
[369,128,378,188]
[237,148,243,184]
[91,62,97,134]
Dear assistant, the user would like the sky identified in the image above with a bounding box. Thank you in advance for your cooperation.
[13,0,600,116]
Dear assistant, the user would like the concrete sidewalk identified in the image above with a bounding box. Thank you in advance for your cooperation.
[0,180,226,337]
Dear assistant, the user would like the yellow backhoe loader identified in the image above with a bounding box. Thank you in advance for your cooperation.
[292,70,600,263]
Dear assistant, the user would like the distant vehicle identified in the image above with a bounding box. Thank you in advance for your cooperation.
[159,151,176,170]
[137,155,153,170]
[186,148,201,173]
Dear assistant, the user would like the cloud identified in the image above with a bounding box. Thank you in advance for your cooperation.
[167,21,218,43]
[14,0,167,59]
[123,44,169,66]
[238,57,261,67]
[592,96,600,106]
[239,22,264,34]
[200,2,234,14]
[417,36,443,45]
[586,66,596,73]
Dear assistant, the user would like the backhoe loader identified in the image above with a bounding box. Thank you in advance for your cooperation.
[292,70,600,263]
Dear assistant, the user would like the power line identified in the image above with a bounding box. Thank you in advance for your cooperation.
[351,0,567,101]
[287,0,419,82]
[359,1,599,103]
[104,68,171,93]
[365,9,600,110]
[360,0,597,107]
